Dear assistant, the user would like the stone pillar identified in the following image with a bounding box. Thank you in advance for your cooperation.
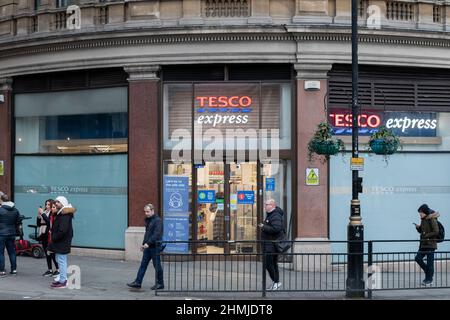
[179,0,204,25]
[446,3,450,31]
[108,3,126,24]
[0,78,13,197]
[124,65,160,261]
[293,0,332,24]
[248,0,272,24]
[294,63,332,271]
[334,0,351,24]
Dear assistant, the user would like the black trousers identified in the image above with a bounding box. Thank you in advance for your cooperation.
[264,252,279,283]
[42,240,59,271]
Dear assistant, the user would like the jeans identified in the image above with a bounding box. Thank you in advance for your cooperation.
[135,247,164,286]
[264,252,279,283]
[56,254,68,283]
[0,235,17,272]
[415,248,435,282]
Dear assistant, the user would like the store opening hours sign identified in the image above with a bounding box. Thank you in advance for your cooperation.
[329,110,437,137]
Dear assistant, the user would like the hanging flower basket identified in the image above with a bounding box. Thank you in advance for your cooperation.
[369,139,399,155]
[308,121,345,163]
[367,126,401,164]
[310,139,341,155]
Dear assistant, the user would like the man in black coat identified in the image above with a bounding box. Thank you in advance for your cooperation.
[0,192,20,276]
[127,203,164,290]
[259,199,285,291]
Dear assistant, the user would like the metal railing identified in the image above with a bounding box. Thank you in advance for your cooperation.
[154,239,450,298]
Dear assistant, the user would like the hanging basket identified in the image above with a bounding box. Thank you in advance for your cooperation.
[310,140,341,156]
[369,139,399,155]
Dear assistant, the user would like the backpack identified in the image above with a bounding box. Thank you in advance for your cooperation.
[436,221,445,243]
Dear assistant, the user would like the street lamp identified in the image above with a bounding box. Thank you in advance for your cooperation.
[346,0,365,298]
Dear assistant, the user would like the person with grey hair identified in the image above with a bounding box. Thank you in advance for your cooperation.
[259,198,285,290]
[127,203,164,290]
[0,192,20,277]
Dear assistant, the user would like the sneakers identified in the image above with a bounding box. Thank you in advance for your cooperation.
[10,270,17,276]
[0,271,6,278]
[51,281,67,289]
[52,270,60,277]
[421,280,433,286]
[42,270,53,277]
[150,284,164,290]
[127,281,142,289]
[272,282,282,290]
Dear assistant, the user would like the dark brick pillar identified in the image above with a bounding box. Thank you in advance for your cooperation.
[0,78,13,196]
[125,66,160,227]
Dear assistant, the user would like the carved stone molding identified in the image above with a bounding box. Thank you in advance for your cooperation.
[124,65,160,81]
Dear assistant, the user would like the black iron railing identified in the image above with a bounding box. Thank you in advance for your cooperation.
[154,239,450,298]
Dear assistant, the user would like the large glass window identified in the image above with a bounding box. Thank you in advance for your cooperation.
[15,87,127,154]
[15,154,127,249]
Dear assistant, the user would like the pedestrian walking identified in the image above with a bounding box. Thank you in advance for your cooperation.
[414,203,440,286]
[37,199,59,277]
[259,198,285,291]
[48,196,76,288]
[0,192,20,277]
[127,203,164,290]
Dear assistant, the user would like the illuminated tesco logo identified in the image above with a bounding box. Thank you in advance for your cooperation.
[329,113,381,128]
[196,96,252,108]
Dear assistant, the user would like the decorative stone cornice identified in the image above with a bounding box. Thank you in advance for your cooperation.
[0,78,13,91]
[294,63,332,79]
[2,30,450,60]
[124,65,160,81]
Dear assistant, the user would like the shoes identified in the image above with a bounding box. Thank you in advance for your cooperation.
[150,284,164,290]
[267,282,275,290]
[272,282,282,290]
[51,281,67,289]
[127,281,142,289]
[52,271,60,277]
[0,271,6,278]
[10,270,17,276]
[421,280,433,286]
[43,270,53,277]
[51,280,60,286]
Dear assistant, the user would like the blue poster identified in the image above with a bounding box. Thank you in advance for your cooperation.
[237,191,255,204]
[163,176,189,214]
[163,216,189,253]
[198,190,216,203]
[265,178,275,191]
[163,176,189,253]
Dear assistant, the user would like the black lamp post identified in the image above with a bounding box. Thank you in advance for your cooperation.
[346,0,365,298]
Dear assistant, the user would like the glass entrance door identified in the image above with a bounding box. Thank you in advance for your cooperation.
[229,162,258,254]
[195,161,258,254]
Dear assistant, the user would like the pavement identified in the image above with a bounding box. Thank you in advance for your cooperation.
[0,254,450,300]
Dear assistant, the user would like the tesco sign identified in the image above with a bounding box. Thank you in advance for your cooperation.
[196,95,254,127]
[329,110,437,137]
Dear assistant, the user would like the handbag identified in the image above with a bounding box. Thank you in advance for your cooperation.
[275,232,291,253]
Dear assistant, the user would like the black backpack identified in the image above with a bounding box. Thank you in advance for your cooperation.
[436,221,445,243]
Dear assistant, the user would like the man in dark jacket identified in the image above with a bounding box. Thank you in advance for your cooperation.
[0,192,20,277]
[48,196,76,288]
[259,199,285,291]
[415,204,439,286]
[128,203,164,290]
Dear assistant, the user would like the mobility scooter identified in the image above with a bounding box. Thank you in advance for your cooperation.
[15,215,45,258]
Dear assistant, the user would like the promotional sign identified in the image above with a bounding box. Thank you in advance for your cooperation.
[237,191,255,204]
[230,194,237,210]
[306,168,319,186]
[265,177,275,191]
[163,216,189,253]
[350,158,364,171]
[0,161,4,176]
[163,176,189,214]
[197,190,216,203]
[329,110,437,137]
[163,176,189,253]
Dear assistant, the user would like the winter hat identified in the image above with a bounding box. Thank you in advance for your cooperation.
[55,196,71,208]
[418,204,433,215]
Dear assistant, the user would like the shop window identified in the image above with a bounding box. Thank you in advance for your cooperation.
[15,87,128,154]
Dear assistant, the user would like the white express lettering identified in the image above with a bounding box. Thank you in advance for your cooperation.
[197,114,249,127]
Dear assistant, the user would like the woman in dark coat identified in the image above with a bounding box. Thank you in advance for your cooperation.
[37,199,59,277]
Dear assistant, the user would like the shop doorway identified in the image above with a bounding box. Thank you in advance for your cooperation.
[195,162,258,254]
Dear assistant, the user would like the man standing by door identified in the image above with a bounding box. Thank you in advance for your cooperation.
[259,198,285,290]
